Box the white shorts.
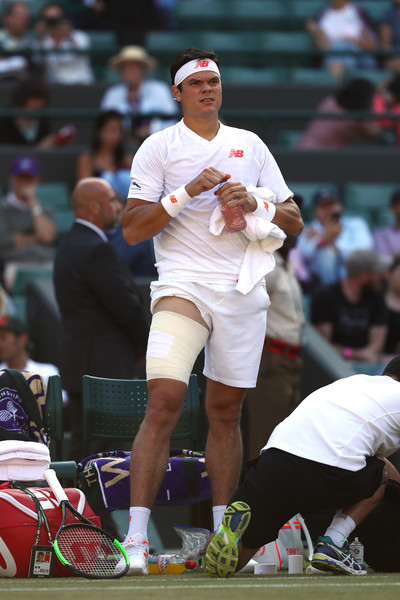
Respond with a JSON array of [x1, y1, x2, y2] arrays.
[[150, 280, 270, 388]]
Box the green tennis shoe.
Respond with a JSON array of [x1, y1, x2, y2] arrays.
[[205, 501, 251, 578]]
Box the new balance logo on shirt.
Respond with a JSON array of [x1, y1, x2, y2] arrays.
[[228, 149, 244, 158]]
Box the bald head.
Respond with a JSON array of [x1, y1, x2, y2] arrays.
[[72, 177, 121, 231]]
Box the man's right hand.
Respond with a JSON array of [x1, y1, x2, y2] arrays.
[[185, 168, 230, 198]]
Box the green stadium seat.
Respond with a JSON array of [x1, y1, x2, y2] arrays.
[[343, 182, 398, 228], [176, 0, 227, 30], [145, 31, 203, 62], [201, 31, 258, 66], [54, 208, 75, 238], [287, 181, 340, 223], [229, 0, 287, 30], [290, 0, 326, 23], [356, 1, 392, 23], [13, 266, 53, 296], [258, 31, 314, 67], [37, 182, 70, 209], [290, 67, 336, 85], [220, 66, 287, 85], [276, 130, 304, 149], [344, 69, 392, 86]]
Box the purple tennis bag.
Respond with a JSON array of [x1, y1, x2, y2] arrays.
[[78, 448, 211, 515]]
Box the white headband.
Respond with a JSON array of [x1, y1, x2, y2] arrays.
[[174, 58, 220, 87]]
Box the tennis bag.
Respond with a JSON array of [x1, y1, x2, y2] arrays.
[[246, 514, 313, 571], [0, 483, 101, 577], [78, 449, 211, 514]]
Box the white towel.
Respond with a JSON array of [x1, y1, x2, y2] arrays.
[[0, 440, 50, 481], [209, 198, 286, 294]]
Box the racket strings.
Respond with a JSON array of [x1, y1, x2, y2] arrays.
[[57, 524, 127, 577]]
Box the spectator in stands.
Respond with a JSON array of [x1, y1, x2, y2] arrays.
[[298, 78, 380, 149], [297, 188, 374, 288], [0, 155, 57, 291], [373, 188, 400, 259], [76, 110, 133, 190], [0, 1, 33, 80], [100, 46, 178, 144], [0, 314, 65, 398], [311, 249, 389, 364], [0, 75, 77, 147], [245, 195, 305, 461], [0, 1, 31, 51], [53, 177, 150, 460], [381, 254, 400, 361], [372, 74, 400, 145], [101, 0, 156, 47], [33, 2, 94, 84], [71, 0, 110, 32], [306, 0, 378, 81], [379, 0, 400, 75]]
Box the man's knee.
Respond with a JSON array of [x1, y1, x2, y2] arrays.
[[146, 310, 208, 384]]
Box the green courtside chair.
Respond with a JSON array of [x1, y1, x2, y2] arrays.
[[43, 374, 77, 478], [82, 373, 201, 456]]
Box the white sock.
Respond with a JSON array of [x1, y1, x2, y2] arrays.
[[212, 505, 227, 531], [125, 506, 151, 543], [325, 511, 356, 547]]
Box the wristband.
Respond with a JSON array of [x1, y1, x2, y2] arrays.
[[160, 185, 191, 218], [32, 205, 44, 216], [343, 347, 353, 360], [252, 195, 276, 222]]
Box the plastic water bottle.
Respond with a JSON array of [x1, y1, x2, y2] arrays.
[[148, 554, 197, 574], [349, 537, 364, 564], [220, 199, 247, 232]]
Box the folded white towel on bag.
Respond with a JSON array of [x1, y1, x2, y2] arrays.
[[0, 440, 50, 481]]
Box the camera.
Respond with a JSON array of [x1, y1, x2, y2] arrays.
[[331, 211, 342, 222]]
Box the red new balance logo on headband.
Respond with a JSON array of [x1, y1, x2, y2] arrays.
[[195, 60, 210, 68], [229, 149, 244, 157]]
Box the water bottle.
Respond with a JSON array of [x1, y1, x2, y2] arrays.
[[148, 554, 197, 574], [349, 537, 364, 564], [220, 199, 247, 233]]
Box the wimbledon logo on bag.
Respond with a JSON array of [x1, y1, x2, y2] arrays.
[[0, 387, 29, 433]]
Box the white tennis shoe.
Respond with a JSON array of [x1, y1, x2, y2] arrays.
[[122, 534, 149, 575]]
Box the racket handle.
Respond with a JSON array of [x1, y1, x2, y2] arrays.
[[43, 468, 69, 504]]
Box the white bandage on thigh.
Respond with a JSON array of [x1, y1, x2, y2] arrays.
[[146, 311, 209, 384], [160, 185, 192, 218]]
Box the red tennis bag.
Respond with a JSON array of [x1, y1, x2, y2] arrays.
[[0, 483, 101, 577]]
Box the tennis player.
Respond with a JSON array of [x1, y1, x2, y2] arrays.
[[121, 47, 303, 574], [205, 356, 400, 577]]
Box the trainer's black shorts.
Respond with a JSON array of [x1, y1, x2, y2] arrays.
[[230, 448, 385, 549]]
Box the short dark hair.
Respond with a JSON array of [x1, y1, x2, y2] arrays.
[[383, 355, 400, 379], [335, 78, 375, 111], [11, 76, 50, 107], [170, 47, 219, 87]]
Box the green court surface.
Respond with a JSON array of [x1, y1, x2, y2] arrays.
[[1, 572, 400, 600]]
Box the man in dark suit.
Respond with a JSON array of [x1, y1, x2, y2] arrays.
[[53, 177, 150, 460]]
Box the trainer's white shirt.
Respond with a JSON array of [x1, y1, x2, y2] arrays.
[[264, 374, 400, 471], [128, 120, 292, 285]]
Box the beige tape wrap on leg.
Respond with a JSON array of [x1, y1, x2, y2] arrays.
[[146, 311, 209, 384]]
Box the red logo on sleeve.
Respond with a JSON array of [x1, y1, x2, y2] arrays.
[[169, 194, 178, 204], [228, 149, 244, 158], [263, 201, 270, 211], [195, 60, 210, 68]]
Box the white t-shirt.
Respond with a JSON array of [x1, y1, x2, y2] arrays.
[[128, 119, 292, 285], [318, 4, 365, 43], [264, 374, 400, 471]]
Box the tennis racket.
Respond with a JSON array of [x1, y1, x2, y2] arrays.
[[43, 468, 129, 579]]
